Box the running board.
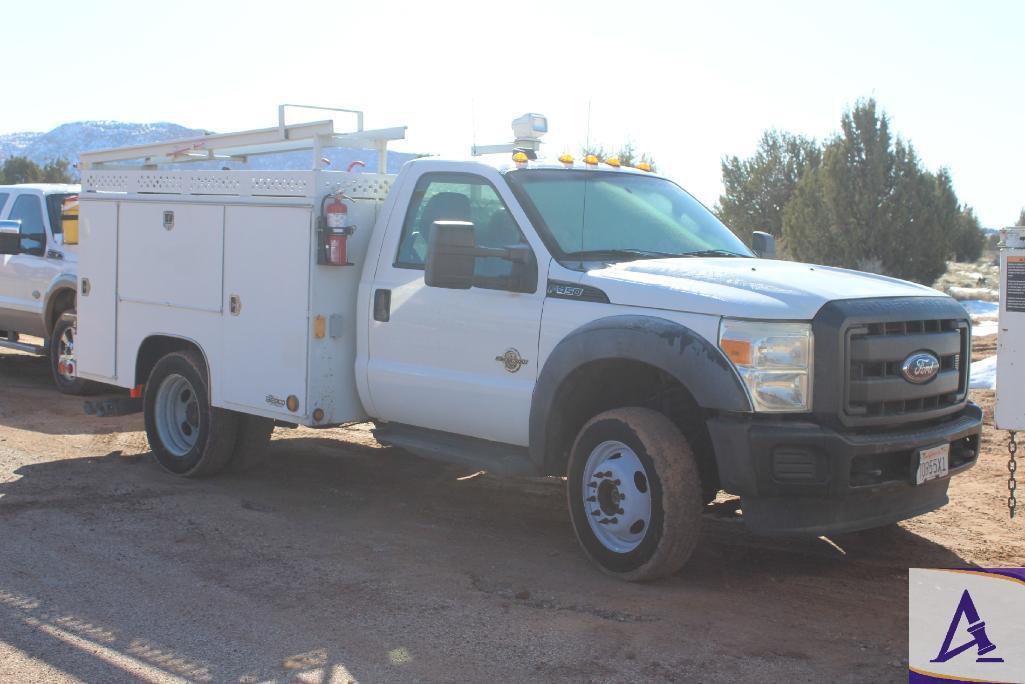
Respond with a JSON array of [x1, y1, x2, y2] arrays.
[[372, 423, 539, 477], [0, 338, 45, 355]]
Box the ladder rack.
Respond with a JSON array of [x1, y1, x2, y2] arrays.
[[79, 106, 407, 174]]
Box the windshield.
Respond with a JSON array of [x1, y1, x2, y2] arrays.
[[505, 170, 751, 264]]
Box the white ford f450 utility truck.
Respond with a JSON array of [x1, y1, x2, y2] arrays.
[[0, 183, 98, 394], [75, 108, 982, 580]]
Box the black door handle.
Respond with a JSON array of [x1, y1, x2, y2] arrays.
[[373, 289, 391, 322]]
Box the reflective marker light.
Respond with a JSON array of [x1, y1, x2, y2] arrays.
[[606, 157, 621, 167], [512, 151, 529, 163], [584, 154, 599, 165], [558, 153, 574, 164], [635, 162, 652, 172]]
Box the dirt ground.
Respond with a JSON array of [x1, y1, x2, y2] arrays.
[[0, 337, 1021, 684]]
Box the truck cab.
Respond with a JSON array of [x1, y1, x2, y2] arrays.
[[75, 111, 982, 581], [364, 156, 980, 553], [0, 183, 91, 393]]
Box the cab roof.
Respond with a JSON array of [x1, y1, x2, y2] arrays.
[[0, 183, 80, 194]]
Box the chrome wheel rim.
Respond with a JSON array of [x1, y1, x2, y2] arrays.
[[154, 374, 200, 457], [57, 325, 76, 382], [581, 440, 653, 553]]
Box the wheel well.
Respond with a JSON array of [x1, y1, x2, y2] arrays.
[[135, 336, 207, 388], [46, 288, 76, 336], [544, 359, 719, 496]]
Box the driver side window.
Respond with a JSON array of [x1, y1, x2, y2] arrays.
[[394, 172, 531, 290], [8, 194, 46, 256]]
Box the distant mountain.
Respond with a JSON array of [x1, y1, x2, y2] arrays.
[[0, 122, 209, 164], [0, 121, 419, 175]]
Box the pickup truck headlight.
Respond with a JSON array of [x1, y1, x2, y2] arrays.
[[718, 320, 813, 412]]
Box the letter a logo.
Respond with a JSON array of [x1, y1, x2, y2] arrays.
[[931, 589, 1004, 663]]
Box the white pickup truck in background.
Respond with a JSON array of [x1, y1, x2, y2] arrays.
[[0, 183, 96, 394], [74, 108, 983, 580]]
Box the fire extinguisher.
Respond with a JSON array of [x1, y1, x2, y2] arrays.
[[319, 193, 355, 266]]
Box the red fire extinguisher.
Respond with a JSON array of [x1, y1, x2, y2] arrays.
[[320, 194, 354, 266]]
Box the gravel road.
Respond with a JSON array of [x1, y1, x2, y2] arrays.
[[0, 342, 1020, 683]]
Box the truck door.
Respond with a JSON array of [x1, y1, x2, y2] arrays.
[[76, 199, 118, 380], [0, 193, 58, 337], [367, 171, 545, 446]]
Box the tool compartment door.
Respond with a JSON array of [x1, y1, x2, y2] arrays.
[[221, 205, 312, 418], [76, 200, 118, 380]]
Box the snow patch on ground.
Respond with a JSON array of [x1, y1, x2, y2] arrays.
[[973, 320, 998, 337], [961, 299, 1000, 337], [970, 355, 996, 390], [949, 286, 1000, 302], [961, 299, 1000, 319]]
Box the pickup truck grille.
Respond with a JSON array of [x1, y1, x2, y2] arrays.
[[811, 297, 972, 429], [846, 318, 968, 419]]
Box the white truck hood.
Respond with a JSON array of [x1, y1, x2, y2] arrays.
[[582, 258, 945, 320]]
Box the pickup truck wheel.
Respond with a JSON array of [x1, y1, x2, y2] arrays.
[[144, 350, 238, 477], [49, 312, 100, 396], [567, 407, 702, 581]]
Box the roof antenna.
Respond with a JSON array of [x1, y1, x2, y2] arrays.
[[471, 98, 477, 157], [585, 100, 592, 153]]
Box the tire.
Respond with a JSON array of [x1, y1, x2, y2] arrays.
[[228, 415, 275, 473], [143, 350, 239, 477], [567, 407, 703, 581], [49, 312, 100, 395]]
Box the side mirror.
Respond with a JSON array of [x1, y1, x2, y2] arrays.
[[425, 221, 477, 289], [0, 220, 21, 255], [425, 220, 538, 293], [752, 231, 776, 259]]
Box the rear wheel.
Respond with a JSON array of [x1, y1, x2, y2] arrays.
[[49, 312, 100, 395], [144, 350, 238, 477], [567, 407, 703, 581]]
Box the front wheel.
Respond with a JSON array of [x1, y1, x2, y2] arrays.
[[567, 407, 703, 581], [49, 312, 99, 395], [144, 350, 239, 477]]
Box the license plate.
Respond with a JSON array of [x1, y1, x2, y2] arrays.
[[916, 444, 949, 485]]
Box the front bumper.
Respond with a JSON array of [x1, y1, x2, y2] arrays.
[[706, 403, 982, 535]]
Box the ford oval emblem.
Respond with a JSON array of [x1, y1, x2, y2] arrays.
[[901, 351, 940, 384]]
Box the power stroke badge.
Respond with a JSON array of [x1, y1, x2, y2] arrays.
[[909, 568, 1025, 683]]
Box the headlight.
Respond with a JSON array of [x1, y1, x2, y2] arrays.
[[718, 320, 813, 412]]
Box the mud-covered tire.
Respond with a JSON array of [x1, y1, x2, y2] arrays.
[[228, 415, 275, 473], [567, 407, 703, 581], [49, 312, 100, 396], [143, 350, 238, 477]]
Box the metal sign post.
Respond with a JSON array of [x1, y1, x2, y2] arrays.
[[996, 228, 1025, 516]]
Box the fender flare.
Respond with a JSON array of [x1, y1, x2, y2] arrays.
[[528, 315, 752, 473], [43, 274, 78, 337]]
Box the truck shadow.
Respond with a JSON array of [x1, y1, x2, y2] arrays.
[[0, 349, 132, 436], [0, 437, 976, 681]]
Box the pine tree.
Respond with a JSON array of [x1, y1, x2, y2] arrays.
[[717, 130, 821, 244], [782, 99, 960, 284], [951, 206, 984, 262], [41, 158, 74, 183], [1, 157, 44, 184]]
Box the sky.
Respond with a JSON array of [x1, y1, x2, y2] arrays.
[[3, 0, 1021, 226]]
